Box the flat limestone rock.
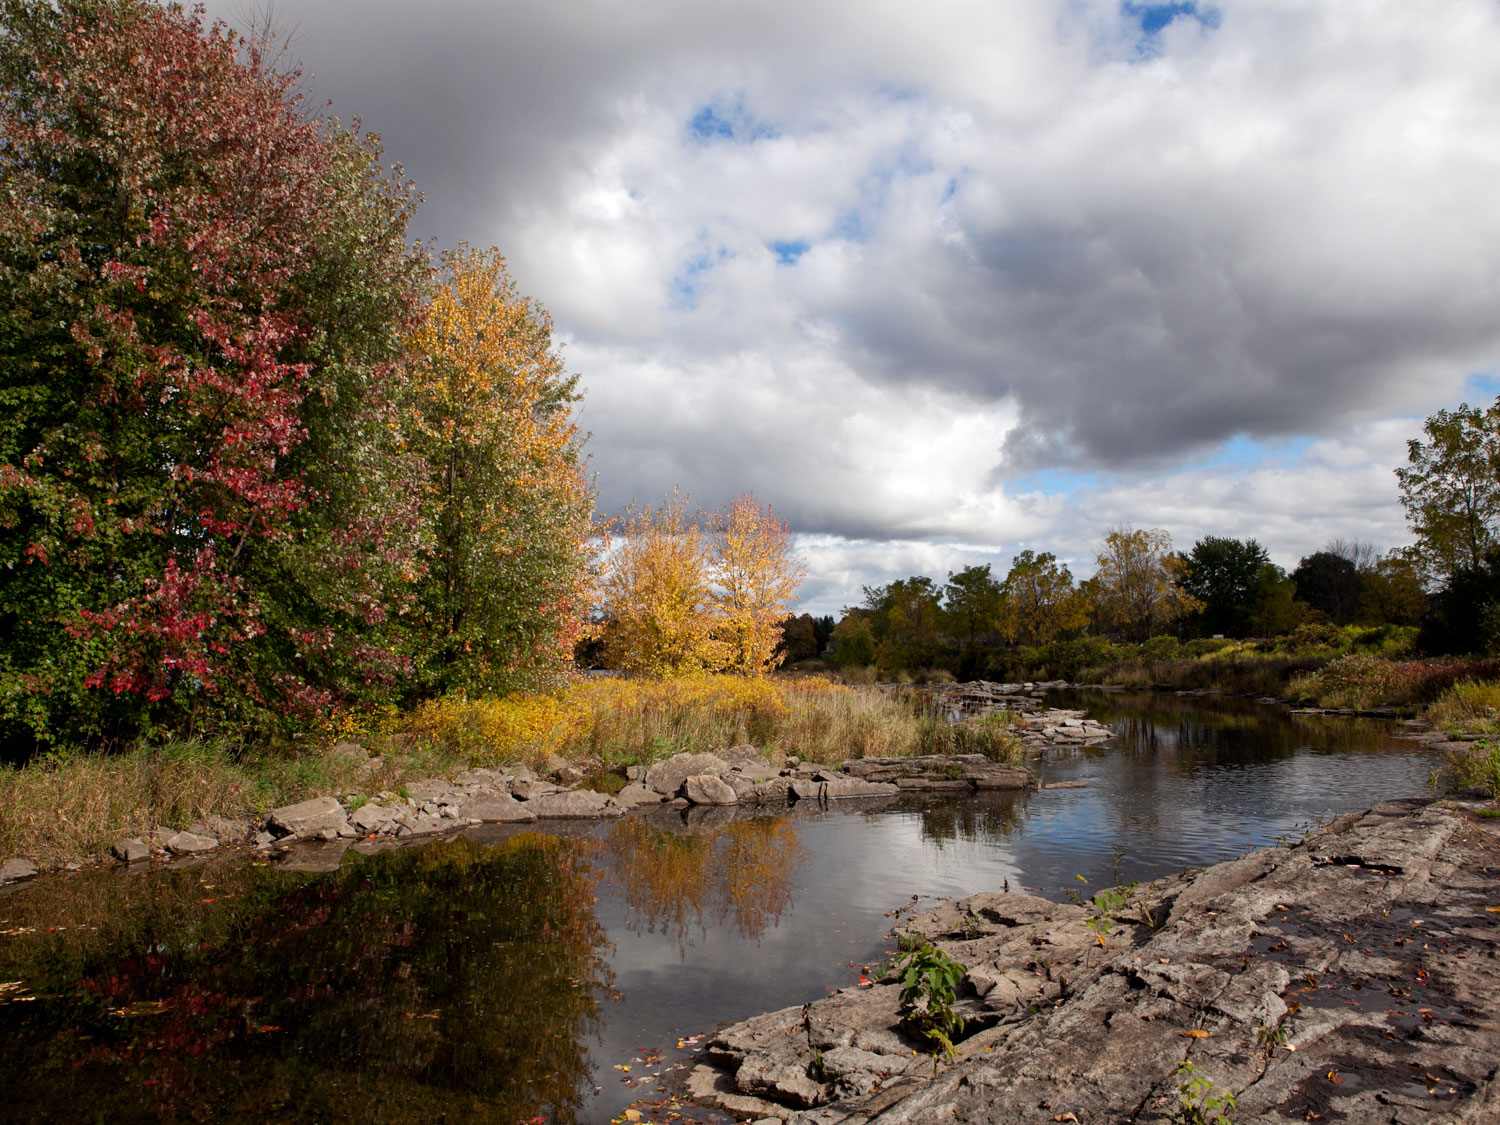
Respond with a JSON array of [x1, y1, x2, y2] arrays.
[[763, 799, 1500, 1125], [791, 777, 900, 800], [526, 789, 623, 819], [1, 857, 39, 883], [643, 752, 732, 796], [614, 782, 664, 809], [165, 830, 219, 855], [268, 796, 348, 839], [455, 793, 537, 823]]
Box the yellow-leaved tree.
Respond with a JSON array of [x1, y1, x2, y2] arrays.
[[600, 490, 806, 677], [600, 490, 720, 677], [404, 247, 595, 694], [710, 494, 807, 675], [1090, 526, 1202, 641]]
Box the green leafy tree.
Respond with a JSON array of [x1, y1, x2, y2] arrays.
[[865, 577, 943, 673], [1355, 551, 1427, 627], [1179, 536, 1271, 637], [1091, 528, 1202, 641], [1292, 551, 1360, 625], [830, 611, 876, 668], [0, 0, 426, 745], [1246, 563, 1305, 636], [403, 248, 594, 696], [1000, 550, 1087, 645], [943, 565, 1003, 649], [1396, 399, 1500, 583]]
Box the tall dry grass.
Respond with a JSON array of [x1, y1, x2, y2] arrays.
[[2, 674, 1024, 868]]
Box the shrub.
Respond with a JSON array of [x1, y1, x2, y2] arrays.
[[1427, 680, 1500, 738]]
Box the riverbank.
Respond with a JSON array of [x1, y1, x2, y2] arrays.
[[686, 796, 1500, 1123]]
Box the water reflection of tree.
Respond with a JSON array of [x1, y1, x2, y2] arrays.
[[0, 834, 611, 1123], [917, 792, 1026, 846], [602, 815, 806, 949]]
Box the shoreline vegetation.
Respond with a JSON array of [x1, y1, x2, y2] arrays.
[[0, 675, 1023, 870], [4, 653, 1499, 876]]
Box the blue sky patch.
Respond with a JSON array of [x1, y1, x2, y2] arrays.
[[1123, 1, 1220, 35], [1462, 371, 1500, 402], [1009, 468, 1103, 496], [687, 96, 780, 146], [769, 239, 809, 266]]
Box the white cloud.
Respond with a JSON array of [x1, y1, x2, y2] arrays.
[[207, 0, 1499, 611]]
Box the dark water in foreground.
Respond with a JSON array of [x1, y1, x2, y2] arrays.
[[0, 693, 1444, 1123]]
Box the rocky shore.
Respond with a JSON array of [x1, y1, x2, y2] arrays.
[[684, 797, 1500, 1123], [0, 735, 1043, 883]]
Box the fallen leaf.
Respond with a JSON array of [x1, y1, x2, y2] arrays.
[[1182, 1029, 1211, 1039], [1054, 1114, 1079, 1122]]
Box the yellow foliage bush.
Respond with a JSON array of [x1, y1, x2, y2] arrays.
[[396, 674, 942, 767]]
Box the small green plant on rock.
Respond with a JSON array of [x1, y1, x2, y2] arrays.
[[894, 942, 966, 1064], [1173, 1060, 1237, 1125]]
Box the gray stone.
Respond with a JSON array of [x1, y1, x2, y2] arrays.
[[111, 837, 150, 863], [526, 789, 623, 818], [791, 777, 900, 801], [1, 857, 39, 883], [267, 796, 348, 839], [740, 776, 794, 804], [455, 793, 537, 823], [164, 830, 218, 855], [394, 812, 445, 837], [613, 782, 664, 809], [349, 802, 399, 833], [683, 773, 739, 805], [328, 740, 367, 761], [253, 830, 276, 849], [643, 751, 731, 796], [509, 777, 566, 801], [404, 778, 455, 802]]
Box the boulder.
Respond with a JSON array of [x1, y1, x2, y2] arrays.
[[111, 837, 150, 863], [164, 830, 218, 855], [684, 774, 739, 806], [739, 776, 794, 804], [0, 857, 39, 883], [526, 789, 623, 818], [455, 793, 537, 823], [268, 796, 349, 840], [643, 752, 731, 796]]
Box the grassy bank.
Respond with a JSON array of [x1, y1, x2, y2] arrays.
[[0, 675, 1021, 869]]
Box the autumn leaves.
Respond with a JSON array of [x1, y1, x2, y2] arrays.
[[600, 491, 806, 677]]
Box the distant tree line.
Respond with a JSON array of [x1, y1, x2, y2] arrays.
[[809, 397, 1500, 678]]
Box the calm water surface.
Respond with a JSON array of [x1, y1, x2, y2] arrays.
[[0, 692, 1443, 1123]]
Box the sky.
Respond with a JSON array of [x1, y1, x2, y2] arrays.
[[207, 0, 1500, 615]]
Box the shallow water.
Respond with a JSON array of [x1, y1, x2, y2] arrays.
[[0, 692, 1443, 1123]]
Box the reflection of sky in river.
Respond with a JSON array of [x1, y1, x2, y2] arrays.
[[578, 696, 1443, 1122]]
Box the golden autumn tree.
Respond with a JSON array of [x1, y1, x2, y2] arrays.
[[1000, 550, 1088, 645], [709, 494, 807, 675], [404, 248, 594, 694], [1090, 526, 1203, 641], [600, 490, 721, 677]]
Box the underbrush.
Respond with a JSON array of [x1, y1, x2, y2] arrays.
[[1439, 739, 1500, 798], [1288, 656, 1500, 711], [1426, 679, 1500, 738], [399, 674, 1022, 768], [0, 738, 465, 870]]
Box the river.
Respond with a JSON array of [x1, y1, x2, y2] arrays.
[[0, 691, 1445, 1123]]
